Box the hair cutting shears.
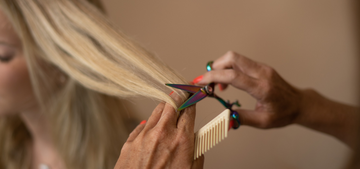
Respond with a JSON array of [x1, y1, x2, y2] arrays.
[[166, 61, 241, 129]]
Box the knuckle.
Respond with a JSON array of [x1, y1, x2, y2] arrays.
[[152, 102, 165, 114], [127, 133, 135, 141], [226, 50, 236, 55], [225, 51, 238, 61], [261, 65, 276, 78], [128, 129, 135, 136]]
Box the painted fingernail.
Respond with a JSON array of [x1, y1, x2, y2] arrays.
[[169, 91, 174, 95], [140, 120, 146, 125], [229, 119, 234, 131], [192, 75, 203, 84], [219, 84, 224, 91]]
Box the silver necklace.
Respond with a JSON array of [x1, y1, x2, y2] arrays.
[[39, 164, 50, 169]]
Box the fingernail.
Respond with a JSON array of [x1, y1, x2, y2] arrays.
[[229, 119, 234, 131], [140, 120, 146, 125], [192, 75, 203, 84], [219, 84, 223, 91], [169, 91, 174, 95]]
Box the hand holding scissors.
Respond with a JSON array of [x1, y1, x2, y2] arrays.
[[166, 61, 242, 129]]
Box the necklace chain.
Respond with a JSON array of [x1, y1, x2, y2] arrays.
[[39, 164, 50, 169]]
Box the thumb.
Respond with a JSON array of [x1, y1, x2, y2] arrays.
[[234, 109, 271, 129]]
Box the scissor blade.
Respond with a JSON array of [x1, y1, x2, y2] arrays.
[[165, 84, 202, 93], [178, 90, 207, 111]]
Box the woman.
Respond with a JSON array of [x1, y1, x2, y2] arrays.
[[0, 0, 200, 168], [0, 0, 358, 169]]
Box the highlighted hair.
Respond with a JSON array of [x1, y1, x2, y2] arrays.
[[0, 0, 187, 168]]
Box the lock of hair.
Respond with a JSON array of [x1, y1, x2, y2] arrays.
[[194, 109, 230, 160]]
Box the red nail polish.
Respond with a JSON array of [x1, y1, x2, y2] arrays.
[[229, 120, 234, 131], [169, 91, 174, 95], [140, 120, 146, 125], [219, 84, 223, 91], [192, 75, 203, 84]]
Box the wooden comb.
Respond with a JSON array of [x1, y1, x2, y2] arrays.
[[194, 109, 230, 159]]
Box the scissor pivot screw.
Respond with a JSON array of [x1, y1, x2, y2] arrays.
[[204, 85, 214, 95]]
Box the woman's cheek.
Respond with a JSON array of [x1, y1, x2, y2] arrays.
[[0, 56, 36, 114]]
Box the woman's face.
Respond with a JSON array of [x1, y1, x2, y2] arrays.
[[0, 9, 37, 115]]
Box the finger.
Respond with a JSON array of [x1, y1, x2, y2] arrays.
[[156, 103, 178, 128], [197, 69, 260, 97], [176, 105, 196, 133], [191, 155, 205, 169], [234, 109, 272, 129], [143, 102, 165, 131], [212, 51, 261, 78], [126, 123, 146, 142], [156, 93, 184, 128]]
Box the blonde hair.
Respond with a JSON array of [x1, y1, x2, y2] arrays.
[[0, 0, 188, 168]]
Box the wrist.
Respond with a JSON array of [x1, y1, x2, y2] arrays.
[[294, 88, 360, 147], [294, 88, 326, 126]]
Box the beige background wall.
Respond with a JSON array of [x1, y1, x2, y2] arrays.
[[102, 0, 358, 169]]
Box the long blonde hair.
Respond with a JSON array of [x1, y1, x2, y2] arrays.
[[0, 0, 187, 168]]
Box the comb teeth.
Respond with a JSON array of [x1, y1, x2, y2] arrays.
[[194, 109, 230, 159]]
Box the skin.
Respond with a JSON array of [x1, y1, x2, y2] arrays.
[[115, 94, 204, 169], [195, 51, 360, 148], [0, 9, 203, 169], [0, 9, 65, 169], [0, 11, 35, 115], [1, 3, 356, 168]]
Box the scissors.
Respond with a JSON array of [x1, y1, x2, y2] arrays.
[[166, 61, 241, 129]]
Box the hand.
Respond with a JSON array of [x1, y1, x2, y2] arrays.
[[115, 94, 204, 169], [194, 51, 303, 129]]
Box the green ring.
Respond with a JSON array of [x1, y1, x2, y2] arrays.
[[206, 61, 214, 72]]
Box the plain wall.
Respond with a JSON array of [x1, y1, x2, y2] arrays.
[[102, 0, 358, 169]]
